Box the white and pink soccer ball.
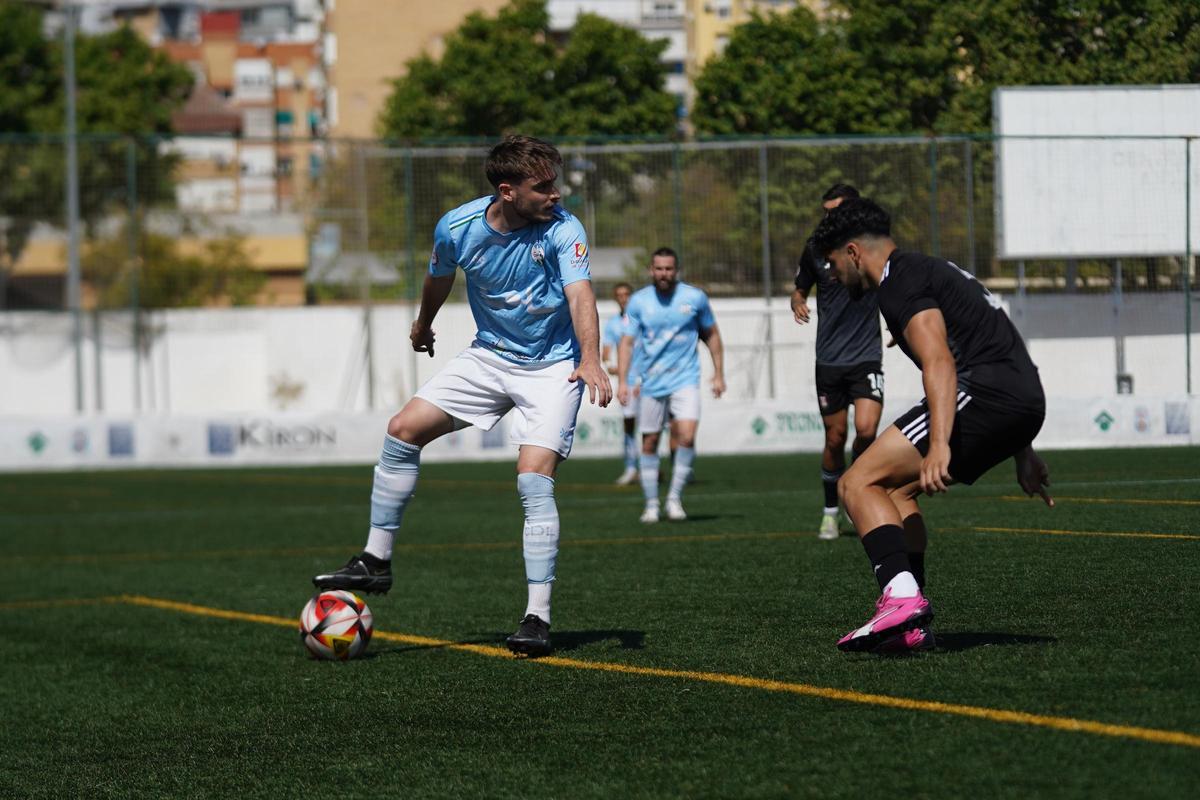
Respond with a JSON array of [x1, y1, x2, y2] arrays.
[[299, 590, 373, 660]]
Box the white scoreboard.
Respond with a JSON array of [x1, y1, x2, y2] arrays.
[[994, 85, 1200, 259]]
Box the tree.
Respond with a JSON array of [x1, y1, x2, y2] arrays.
[[377, 0, 676, 139], [693, 0, 1200, 137], [691, 7, 888, 136], [939, 0, 1200, 132], [0, 3, 192, 304], [83, 224, 264, 309]]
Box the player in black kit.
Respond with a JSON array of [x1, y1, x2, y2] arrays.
[[792, 184, 884, 540], [809, 197, 1053, 654]]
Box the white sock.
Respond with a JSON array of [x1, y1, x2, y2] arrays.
[[365, 528, 394, 561], [667, 446, 695, 501], [639, 453, 659, 505], [525, 582, 552, 625], [823, 506, 838, 517], [885, 572, 921, 598], [364, 435, 420, 561]]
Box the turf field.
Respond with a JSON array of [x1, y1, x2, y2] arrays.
[[2, 447, 1198, 798]]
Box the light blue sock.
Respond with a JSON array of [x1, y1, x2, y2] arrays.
[[639, 453, 660, 504], [365, 435, 420, 560], [518, 473, 559, 585], [668, 446, 695, 501], [623, 432, 638, 470]]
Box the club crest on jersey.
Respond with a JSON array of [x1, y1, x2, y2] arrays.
[[531, 243, 545, 265], [680, 303, 693, 313]]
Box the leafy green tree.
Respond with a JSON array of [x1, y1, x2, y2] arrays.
[[84, 224, 264, 309], [378, 0, 676, 139], [691, 7, 885, 136], [940, 0, 1200, 132], [0, 3, 191, 304], [0, 1, 57, 132], [695, 0, 1200, 137]]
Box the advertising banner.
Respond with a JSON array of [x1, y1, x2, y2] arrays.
[[0, 396, 1194, 472]]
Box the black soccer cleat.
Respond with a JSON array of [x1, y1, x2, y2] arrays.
[[506, 614, 552, 658], [312, 553, 393, 595]]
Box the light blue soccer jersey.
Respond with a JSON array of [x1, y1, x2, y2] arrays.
[[430, 196, 590, 364], [601, 312, 627, 350], [603, 311, 641, 384], [624, 282, 715, 397]]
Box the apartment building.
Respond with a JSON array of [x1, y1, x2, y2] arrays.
[[324, 0, 509, 139]]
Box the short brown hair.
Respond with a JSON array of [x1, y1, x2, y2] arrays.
[[485, 135, 562, 189]]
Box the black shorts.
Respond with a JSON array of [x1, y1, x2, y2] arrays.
[[815, 360, 884, 416], [893, 390, 1045, 485]]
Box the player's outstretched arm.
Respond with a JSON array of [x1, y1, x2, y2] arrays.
[[701, 323, 726, 398], [565, 280, 613, 407], [1014, 446, 1054, 507], [410, 273, 456, 356]]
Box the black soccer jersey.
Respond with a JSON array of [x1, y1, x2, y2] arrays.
[[796, 241, 882, 366], [878, 250, 1042, 408]]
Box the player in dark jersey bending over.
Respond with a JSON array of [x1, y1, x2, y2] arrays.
[[810, 197, 1053, 654]]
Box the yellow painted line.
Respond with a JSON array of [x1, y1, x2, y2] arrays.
[[0, 596, 123, 610], [1000, 495, 1200, 508], [119, 593, 1200, 750], [960, 526, 1200, 542]]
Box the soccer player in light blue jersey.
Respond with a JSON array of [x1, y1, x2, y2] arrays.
[[601, 282, 640, 485], [313, 136, 612, 658], [617, 247, 724, 523]]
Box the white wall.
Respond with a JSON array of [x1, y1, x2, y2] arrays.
[[4, 298, 1196, 417], [2, 297, 1197, 471]]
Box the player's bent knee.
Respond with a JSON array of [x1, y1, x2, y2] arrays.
[[838, 464, 876, 510]]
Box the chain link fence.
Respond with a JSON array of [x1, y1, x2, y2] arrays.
[[1, 133, 1196, 412]]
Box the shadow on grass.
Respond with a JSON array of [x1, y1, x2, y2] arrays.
[[549, 629, 646, 652], [366, 628, 646, 659], [673, 513, 723, 522], [933, 632, 1057, 652]]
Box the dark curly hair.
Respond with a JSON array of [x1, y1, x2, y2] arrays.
[[810, 197, 892, 259]]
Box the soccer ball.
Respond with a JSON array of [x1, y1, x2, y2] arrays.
[[299, 590, 373, 660]]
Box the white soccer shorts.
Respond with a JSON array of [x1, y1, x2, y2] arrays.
[[638, 383, 701, 434], [415, 345, 584, 457], [619, 392, 638, 421]]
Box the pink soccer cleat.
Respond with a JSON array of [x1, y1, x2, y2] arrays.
[[837, 588, 933, 653], [876, 626, 937, 655]]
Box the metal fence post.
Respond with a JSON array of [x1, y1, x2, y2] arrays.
[[127, 137, 141, 413], [672, 142, 683, 260], [1186, 136, 1193, 395], [405, 147, 418, 398], [929, 137, 940, 256], [964, 139, 975, 273], [64, 7, 84, 413], [758, 141, 775, 399]]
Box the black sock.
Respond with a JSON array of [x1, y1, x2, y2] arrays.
[[820, 468, 843, 509], [908, 552, 926, 590], [360, 552, 390, 568], [861, 524, 911, 592]]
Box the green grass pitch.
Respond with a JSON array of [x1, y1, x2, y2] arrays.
[[2, 447, 1198, 798]]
